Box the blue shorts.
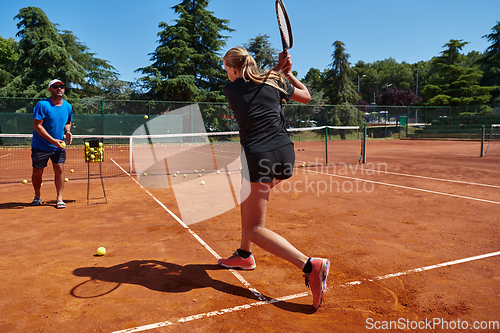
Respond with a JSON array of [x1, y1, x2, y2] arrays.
[[31, 148, 66, 169], [242, 143, 295, 183]]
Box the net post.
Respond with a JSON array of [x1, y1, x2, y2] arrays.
[[129, 136, 133, 173], [325, 126, 329, 165], [480, 125, 485, 157], [363, 127, 367, 163]]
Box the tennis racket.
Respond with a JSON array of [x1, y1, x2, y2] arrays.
[[275, 0, 293, 54]]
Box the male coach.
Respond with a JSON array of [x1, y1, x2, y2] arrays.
[[31, 79, 73, 209]]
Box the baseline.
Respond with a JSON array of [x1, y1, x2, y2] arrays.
[[306, 169, 500, 206], [356, 168, 500, 189]]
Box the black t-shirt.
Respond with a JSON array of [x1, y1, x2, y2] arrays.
[[223, 78, 295, 154]]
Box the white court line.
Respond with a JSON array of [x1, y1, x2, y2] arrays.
[[358, 168, 500, 189], [110, 159, 266, 301], [112, 251, 500, 333], [0, 153, 12, 158], [307, 169, 500, 206]]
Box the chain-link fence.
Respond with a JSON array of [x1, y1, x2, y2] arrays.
[[1, 97, 499, 140]]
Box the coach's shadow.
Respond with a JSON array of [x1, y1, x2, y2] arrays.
[[71, 260, 315, 314], [0, 199, 76, 209], [0, 202, 33, 209]]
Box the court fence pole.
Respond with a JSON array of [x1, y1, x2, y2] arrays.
[[480, 125, 485, 157]]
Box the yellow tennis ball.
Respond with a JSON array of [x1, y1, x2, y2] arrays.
[[144, 115, 148, 119], [70, 169, 74, 173], [64, 178, 69, 182], [60, 142, 66, 148], [22, 179, 27, 184], [201, 181, 205, 185], [96, 247, 106, 256]]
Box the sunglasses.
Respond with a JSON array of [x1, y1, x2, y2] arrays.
[[51, 85, 65, 89]]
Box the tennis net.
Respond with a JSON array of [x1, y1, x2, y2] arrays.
[[0, 126, 364, 184], [485, 124, 500, 156]]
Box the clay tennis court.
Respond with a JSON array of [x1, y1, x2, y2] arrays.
[[1, 139, 499, 332]]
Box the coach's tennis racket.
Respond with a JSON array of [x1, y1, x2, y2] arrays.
[[275, 0, 293, 54]]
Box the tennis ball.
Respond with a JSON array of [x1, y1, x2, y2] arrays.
[[144, 115, 148, 119], [227, 172, 231, 175], [70, 169, 74, 173], [194, 169, 198, 173], [302, 162, 306, 167], [64, 178, 69, 182], [60, 142, 66, 148], [217, 170, 220, 174], [143, 173, 147, 176], [22, 179, 27, 184], [201, 169, 205, 172], [96, 247, 106, 256], [201, 181, 205, 185], [198, 173, 202, 177], [183, 174, 187, 178]]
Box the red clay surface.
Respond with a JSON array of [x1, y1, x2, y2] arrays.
[[1, 139, 499, 332]]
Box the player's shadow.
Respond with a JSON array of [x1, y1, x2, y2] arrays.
[[71, 260, 315, 314]]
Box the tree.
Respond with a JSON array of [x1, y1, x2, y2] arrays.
[[137, 0, 233, 102], [0, 7, 115, 99], [379, 85, 422, 106], [0, 36, 19, 89], [0, 7, 86, 98], [422, 39, 493, 106], [477, 21, 500, 103], [243, 34, 278, 71], [59, 30, 118, 97], [321, 41, 360, 129], [323, 41, 360, 106]]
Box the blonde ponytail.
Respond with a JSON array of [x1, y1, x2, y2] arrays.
[[222, 47, 288, 94]]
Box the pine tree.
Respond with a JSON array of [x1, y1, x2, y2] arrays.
[[59, 30, 118, 97], [323, 41, 360, 106], [3, 7, 86, 98], [244, 34, 278, 71], [137, 0, 233, 102], [477, 21, 500, 103], [322, 41, 360, 128], [423, 39, 493, 106]]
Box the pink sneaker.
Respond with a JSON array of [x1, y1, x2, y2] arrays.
[[218, 251, 256, 270], [305, 258, 330, 309]]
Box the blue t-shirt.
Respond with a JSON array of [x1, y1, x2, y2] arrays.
[[32, 98, 73, 151]]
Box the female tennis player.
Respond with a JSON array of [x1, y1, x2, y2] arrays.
[[219, 47, 330, 309]]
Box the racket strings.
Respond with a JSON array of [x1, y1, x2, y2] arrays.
[[276, 2, 292, 49]]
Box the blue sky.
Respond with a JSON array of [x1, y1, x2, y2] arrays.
[[1, 0, 498, 82]]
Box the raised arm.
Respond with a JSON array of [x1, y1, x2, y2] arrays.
[[274, 52, 311, 104]]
